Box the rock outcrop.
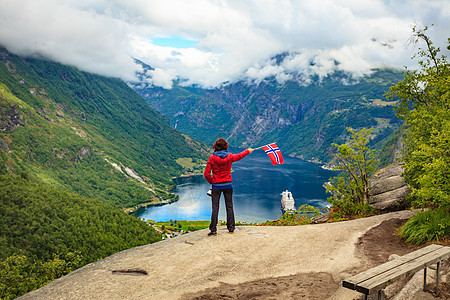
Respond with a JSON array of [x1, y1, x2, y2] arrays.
[[369, 163, 411, 211], [0, 103, 24, 132], [311, 211, 330, 223]]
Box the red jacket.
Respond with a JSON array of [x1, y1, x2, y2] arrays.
[[204, 149, 250, 184]]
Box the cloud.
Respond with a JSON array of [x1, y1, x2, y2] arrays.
[[0, 0, 449, 88], [0, 0, 141, 81], [143, 68, 176, 89]]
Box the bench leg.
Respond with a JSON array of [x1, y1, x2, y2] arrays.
[[423, 267, 427, 291], [378, 290, 382, 300], [364, 294, 368, 300], [435, 261, 440, 294]]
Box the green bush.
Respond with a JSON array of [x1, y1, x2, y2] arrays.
[[329, 200, 375, 221], [400, 209, 450, 245], [258, 205, 320, 226]]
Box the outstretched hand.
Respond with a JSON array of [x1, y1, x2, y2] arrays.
[[248, 148, 254, 154]]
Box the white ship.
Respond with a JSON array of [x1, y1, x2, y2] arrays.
[[281, 190, 296, 214]]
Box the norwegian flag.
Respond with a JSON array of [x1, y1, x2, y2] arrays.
[[261, 143, 285, 165]]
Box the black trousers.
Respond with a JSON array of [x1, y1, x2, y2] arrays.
[[209, 188, 235, 232]]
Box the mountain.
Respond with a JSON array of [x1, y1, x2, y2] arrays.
[[0, 48, 210, 298], [133, 67, 403, 164], [0, 48, 208, 209]]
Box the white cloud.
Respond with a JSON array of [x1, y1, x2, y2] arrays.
[[0, 0, 448, 88], [143, 68, 176, 89], [0, 0, 141, 81]]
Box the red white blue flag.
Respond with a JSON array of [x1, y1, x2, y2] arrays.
[[261, 143, 284, 165]]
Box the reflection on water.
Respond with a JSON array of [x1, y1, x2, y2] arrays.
[[134, 149, 336, 223]]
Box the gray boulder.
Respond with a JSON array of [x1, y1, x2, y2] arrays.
[[311, 211, 330, 223], [369, 163, 411, 211]]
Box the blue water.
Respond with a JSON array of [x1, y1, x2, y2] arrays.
[[134, 149, 336, 223]]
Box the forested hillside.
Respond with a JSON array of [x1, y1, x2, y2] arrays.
[[0, 175, 162, 299], [0, 48, 208, 208], [135, 68, 403, 163]]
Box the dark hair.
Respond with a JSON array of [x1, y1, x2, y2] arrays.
[[213, 138, 228, 151]]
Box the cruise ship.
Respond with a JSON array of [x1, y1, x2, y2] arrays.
[[281, 190, 296, 214]]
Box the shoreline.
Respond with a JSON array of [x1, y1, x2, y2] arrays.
[[171, 173, 203, 180], [125, 173, 204, 214], [123, 198, 179, 214], [320, 164, 335, 171], [127, 159, 333, 219]]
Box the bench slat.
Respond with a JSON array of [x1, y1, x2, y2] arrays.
[[356, 246, 450, 294], [343, 244, 442, 290]]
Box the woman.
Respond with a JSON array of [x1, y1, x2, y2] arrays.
[[204, 138, 253, 235]]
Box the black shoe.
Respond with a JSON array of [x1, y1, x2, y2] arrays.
[[228, 230, 234, 233], [207, 231, 217, 236]]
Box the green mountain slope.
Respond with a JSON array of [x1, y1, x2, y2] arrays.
[[0, 48, 208, 208], [135, 69, 403, 163], [0, 174, 162, 299]]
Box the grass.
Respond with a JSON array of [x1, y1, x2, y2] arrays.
[[371, 99, 398, 106], [153, 220, 210, 232], [400, 208, 450, 245], [175, 158, 197, 170], [374, 117, 391, 127], [175, 157, 205, 175]]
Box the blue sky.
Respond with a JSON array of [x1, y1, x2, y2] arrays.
[[151, 36, 198, 49]]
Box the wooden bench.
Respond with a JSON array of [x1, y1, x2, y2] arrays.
[[343, 244, 450, 300]]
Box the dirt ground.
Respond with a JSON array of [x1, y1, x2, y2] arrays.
[[185, 218, 449, 300]]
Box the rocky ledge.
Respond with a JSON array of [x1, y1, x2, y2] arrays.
[[369, 162, 411, 211]]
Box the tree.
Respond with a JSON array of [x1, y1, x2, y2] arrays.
[[386, 26, 450, 210], [327, 127, 378, 217], [0, 255, 36, 300]]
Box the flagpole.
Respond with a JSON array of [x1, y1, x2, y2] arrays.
[[252, 142, 277, 151]]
